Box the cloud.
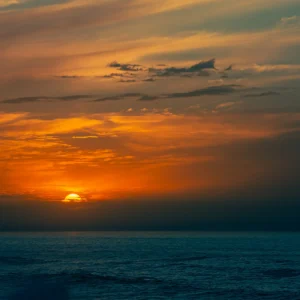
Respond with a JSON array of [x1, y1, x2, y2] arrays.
[[108, 61, 143, 72], [0, 116, 103, 139], [143, 78, 155, 82], [165, 84, 239, 99], [0, 0, 19, 7], [91, 84, 239, 103], [225, 64, 233, 71], [188, 59, 216, 71], [243, 91, 281, 98], [1, 2, 300, 85], [103, 73, 125, 78], [138, 95, 159, 101], [280, 15, 300, 27], [49, 57, 229, 84], [0, 112, 27, 124], [149, 59, 216, 77], [59, 95, 94, 101], [72, 135, 98, 139], [0, 0, 206, 44], [56, 75, 83, 79], [197, 70, 210, 76], [2, 95, 94, 104], [103, 59, 217, 82], [2, 96, 47, 104], [215, 101, 240, 110], [119, 79, 136, 83], [91, 83, 241, 103], [94, 93, 143, 102], [2, 110, 300, 205]]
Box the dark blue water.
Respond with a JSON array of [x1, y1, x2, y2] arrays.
[[1, 232, 300, 299]]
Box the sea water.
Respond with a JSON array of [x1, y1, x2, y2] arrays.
[[1, 232, 300, 299]]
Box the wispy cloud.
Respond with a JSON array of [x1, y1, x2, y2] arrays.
[[149, 59, 216, 77], [244, 91, 281, 98], [90, 84, 241, 103], [165, 85, 239, 99], [108, 61, 144, 72], [139, 95, 159, 101], [0, 0, 19, 8], [2, 95, 94, 104], [94, 93, 143, 102]]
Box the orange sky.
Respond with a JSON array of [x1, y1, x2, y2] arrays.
[[0, 0, 300, 202], [0, 110, 299, 200]]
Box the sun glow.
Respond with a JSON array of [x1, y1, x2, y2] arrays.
[[63, 193, 82, 203]]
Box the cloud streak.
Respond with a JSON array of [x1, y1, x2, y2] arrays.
[[108, 61, 144, 72], [149, 59, 216, 77], [90, 84, 241, 103], [243, 91, 281, 98], [165, 84, 239, 99], [2, 95, 94, 104]]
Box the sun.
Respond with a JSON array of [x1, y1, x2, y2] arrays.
[[62, 193, 82, 203]]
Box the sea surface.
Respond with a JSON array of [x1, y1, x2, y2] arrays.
[[1, 232, 300, 299]]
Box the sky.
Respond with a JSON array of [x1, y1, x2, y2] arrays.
[[1, 0, 300, 230]]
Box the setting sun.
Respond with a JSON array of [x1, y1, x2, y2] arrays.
[[63, 193, 82, 203], [0, 0, 300, 298]]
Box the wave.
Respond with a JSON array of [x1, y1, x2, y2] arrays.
[[263, 268, 300, 278], [169, 255, 209, 262], [33, 271, 164, 285], [0, 256, 50, 265], [161, 255, 211, 268], [274, 259, 291, 264], [198, 287, 300, 299]]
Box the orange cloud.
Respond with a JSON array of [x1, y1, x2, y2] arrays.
[[0, 111, 298, 200]]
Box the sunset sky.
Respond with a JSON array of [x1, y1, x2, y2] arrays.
[[1, 0, 300, 229]]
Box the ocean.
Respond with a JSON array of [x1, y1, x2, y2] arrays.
[[1, 232, 300, 299]]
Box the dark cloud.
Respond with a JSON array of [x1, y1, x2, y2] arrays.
[[103, 73, 125, 78], [2, 95, 94, 104], [108, 61, 143, 72], [56, 73, 134, 79], [119, 66, 142, 72], [119, 79, 136, 83], [244, 91, 281, 98], [138, 95, 158, 101], [57, 75, 83, 79], [197, 70, 210, 77], [93, 84, 240, 103], [59, 95, 94, 101], [94, 92, 156, 102], [3, 83, 241, 105], [93, 96, 122, 102], [52, 59, 223, 83], [2, 97, 48, 104], [94, 93, 143, 102], [180, 70, 210, 77], [225, 64, 233, 71], [180, 74, 193, 78], [165, 84, 239, 99], [188, 59, 216, 71], [143, 78, 155, 82], [149, 59, 216, 77]]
